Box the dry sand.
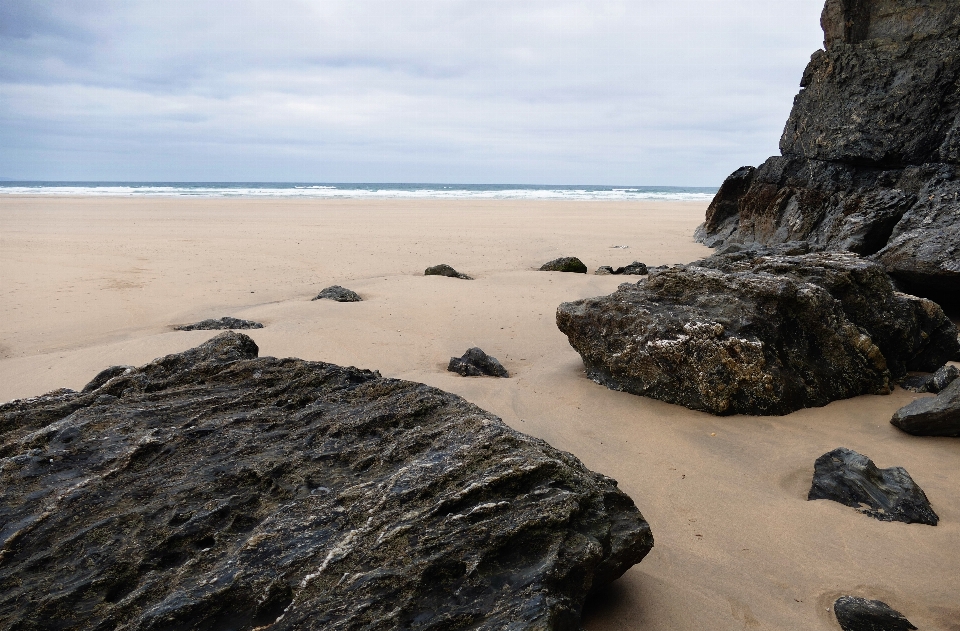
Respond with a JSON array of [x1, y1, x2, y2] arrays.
[[1, 196, 957, 630]]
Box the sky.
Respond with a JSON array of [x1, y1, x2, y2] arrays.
[[0, 1, 826, 185]]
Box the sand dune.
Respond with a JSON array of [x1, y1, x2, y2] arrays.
[[1, 196, 957, 630]]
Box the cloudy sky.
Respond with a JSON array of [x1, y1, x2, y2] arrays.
[[0, 1, 825, 185]]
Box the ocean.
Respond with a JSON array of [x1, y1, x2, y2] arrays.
[[0, 182, 716, 202]]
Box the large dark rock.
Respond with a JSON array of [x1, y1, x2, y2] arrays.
[[540, 257, 588, 274], [175, 317, 264, 331], [695, 0, 960, 308], [424, 264, 473, 280], [556, 251, 959, 415], [808, 447, 938, 525], [891, 377, 960, 437], [448, 347, 510, 378], [834, 596, 917, 631], [312, 285, 361, 302], [0, 333, 652, 630]]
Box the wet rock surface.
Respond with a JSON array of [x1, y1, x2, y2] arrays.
[[808, 447, 938, 525], [447, 347, 510, 378], [899, 364, 960, 394], [891, 377, 960, 437], [175, 317, 264, 331], [312, 285, 362, 302], [424, 263, 473, 280], [557, 251, 959, 415], [0, 332, 652, 630], [834, 596, 917, 631], [695, 0, 960, 308], [540, 257, 588, 274]]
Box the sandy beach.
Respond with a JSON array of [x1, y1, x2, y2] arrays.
[[1, 195, 957, 630]]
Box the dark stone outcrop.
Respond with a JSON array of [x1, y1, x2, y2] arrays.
[[891, 377, 960, 436], [556, 250, 959, 415], [447, 347, 510, 378], [540, 258, 588, 274], [899, 363, 959, 393], [312, 285, 362, 302], [0, 332, 652, 630], [424, 264, 473, 280], [834, 596, 917, 631], [174, 317, 264, 331], [80, 365, 134, 392], [808, 447, 938, 525], [594, 262, 648, 276], [695, 0, 960, 308]]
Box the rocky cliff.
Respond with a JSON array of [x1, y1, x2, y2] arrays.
[[696, 0, 960, 308]]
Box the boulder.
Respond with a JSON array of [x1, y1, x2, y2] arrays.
[[0, 333, 652, 630], [891, 378, 960, 437], [174, 316, 264, 331], [425, 263, 473, 280], [595, 262, 648, 276], [448, 347, 510, 378], [695, 0, 960, 308], [312, 285, 362, 302], [834, 596, 917, 631], [556, 251, 959, 415], [540, 257, 588, 274], [808, 447, 938, 526], [897, 364, 959, 394]]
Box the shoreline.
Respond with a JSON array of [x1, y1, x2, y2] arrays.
[[2, 195, 957, 629]]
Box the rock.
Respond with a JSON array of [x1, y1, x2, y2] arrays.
[[80, 365, 133, 393], [448, 347, 510, 378], [0, 332, 652, 630], [930, 363, 960, 393], [424, 263, 473, 280], [540, 257, 588, 274], [808, 447, 938, 525], [834, 596, 917, 631], [695, 0, 960, 308], [618, 262, 648, 275], [898, 373, 934, 393], [596, 262, 648, 276], [891, 377, 960, 437], [556, 251, 959, 415], [312, 285, 362, 302], [174, 316, 264, 331]]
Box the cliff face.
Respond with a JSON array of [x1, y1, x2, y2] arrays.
[[696, 0, 960, 307]]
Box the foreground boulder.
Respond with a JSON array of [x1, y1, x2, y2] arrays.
[[425, 263, 473, 280], [808, 448, 938, 526], [448, 347, 510, 378], [891, 378, 960, 437], [540, 257, 588, 273], [174, 316, 264, 330], [834, 596, 916, 631], [0, 333, 652, 630], [695, 0, 960, 308], [557, 251, 958, 415], [312, 285, 362, 302]]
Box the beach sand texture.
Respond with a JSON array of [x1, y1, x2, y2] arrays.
[[1, 196, 957, 630]]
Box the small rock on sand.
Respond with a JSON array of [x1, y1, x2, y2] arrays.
[[174, 317, 263, 331], [313, 285, 362, 302], [424, 264, 472, 279], [448, 347, 510, 378], [808, 447, 938, 525], [891, 377, 960, 437], [540, 257, 588, 273], [834, 596, 916, 631]]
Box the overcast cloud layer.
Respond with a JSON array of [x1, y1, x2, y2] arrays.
[[0, 1, 826, 185]]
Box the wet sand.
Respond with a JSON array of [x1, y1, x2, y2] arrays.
[[1, 196, 957, 630]]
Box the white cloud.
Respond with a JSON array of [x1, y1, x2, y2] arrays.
[[0, 0, 826, 184]]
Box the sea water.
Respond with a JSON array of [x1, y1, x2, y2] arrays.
[[0, 182, 716, 202]]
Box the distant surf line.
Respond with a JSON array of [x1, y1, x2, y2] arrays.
[[0, 182, 717, 202]]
